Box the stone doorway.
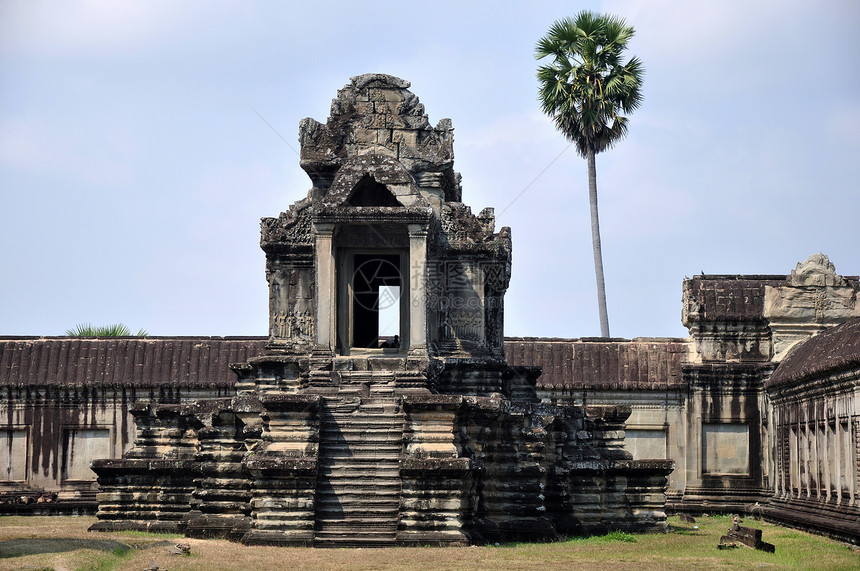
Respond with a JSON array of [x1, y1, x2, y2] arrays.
[[338, 250, 408, 354]]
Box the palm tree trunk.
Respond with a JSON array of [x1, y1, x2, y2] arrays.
[[587, 145, 610, 337]]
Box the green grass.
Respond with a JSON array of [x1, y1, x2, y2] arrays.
[[116, 529, 184, 539], [587, 530, 638, 543], [0, 515, 857, 570]]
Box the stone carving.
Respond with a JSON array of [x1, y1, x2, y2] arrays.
[[764, 253, 860, 360], [261, 200, 314, 247], [272, 311, 314, 340], [298, 74, 454, 193]]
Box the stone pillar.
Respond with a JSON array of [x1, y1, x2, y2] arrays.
[[314, 223, 335, 352], [399, 395, 470, 546], [408, 224, 428, 355], [241, 394, 320, 546], [834, 406, 843, 503]]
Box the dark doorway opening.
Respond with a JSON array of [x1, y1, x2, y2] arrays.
[[352, 253, 402, 348], [346, 175, 402, 207]]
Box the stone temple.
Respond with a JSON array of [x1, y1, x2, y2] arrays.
[[2, 74, 859, 545], [88, 74, 671, 546]]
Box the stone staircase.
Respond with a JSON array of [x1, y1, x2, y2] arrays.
[[313, 395, 405, 547]]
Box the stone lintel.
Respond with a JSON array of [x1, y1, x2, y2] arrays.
[[258, 393, 321, 411], [400, 457, 472, 475], [231, 395, 264, 413], [243, 457, 317, 473], [401, 394, 463, 411], [91, 458, 197, 473], [567, 459, 674, 474], [312, 207, 432, 226], [584, 405, 632, 423]]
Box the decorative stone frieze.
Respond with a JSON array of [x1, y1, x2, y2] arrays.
[[764, 253, 860, 361]]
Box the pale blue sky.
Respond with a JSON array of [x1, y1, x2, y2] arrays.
[[1, 0, 858, 339]]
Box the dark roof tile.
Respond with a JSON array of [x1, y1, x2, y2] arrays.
[[505, 338, 688, 390], [1, 336, 691, 391], [767, 318, 860, 388], [0, 337, 268, 388]]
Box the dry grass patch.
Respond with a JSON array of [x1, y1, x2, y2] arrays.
[[0, 515, 857, 571]]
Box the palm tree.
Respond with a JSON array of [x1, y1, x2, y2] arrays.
[[536, 11, 644, 337], [65, 323, 148, 337]]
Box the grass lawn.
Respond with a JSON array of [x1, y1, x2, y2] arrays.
[[0, 514, 857, 570]]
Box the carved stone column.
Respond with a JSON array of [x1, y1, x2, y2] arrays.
[[408, 223, 428, 355], [314, 223, 336, 353]]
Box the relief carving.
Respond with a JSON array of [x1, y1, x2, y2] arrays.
[[273, 311, 315, 340]]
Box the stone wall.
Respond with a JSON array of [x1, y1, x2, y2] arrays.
[[762, 318, 860, 542], [0, 338, 257, 508]]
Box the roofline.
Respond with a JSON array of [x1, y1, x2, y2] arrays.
[[2, 336, 691, 343], [0, 335, 269, 341], [505, 336, 689, 343], [687, 274, 787, 280], [687, 274, 860, 281]]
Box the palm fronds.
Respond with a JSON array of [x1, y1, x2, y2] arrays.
[[65, 323, 149, 337], [535, 10, 644, 158]]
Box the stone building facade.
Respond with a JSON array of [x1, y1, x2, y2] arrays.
[[763, 318, 860, 538], [1, 74, 858, 544], [0, 338, 258, 509]]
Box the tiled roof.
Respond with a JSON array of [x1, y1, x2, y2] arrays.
[[767, 318, 860, 388], [0, 336, 691, 391], [0, 337, 267, 388], [683, 275, 785, 323], [506, 338, 689, 390]]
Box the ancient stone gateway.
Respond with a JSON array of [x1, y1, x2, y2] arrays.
[[90, 74, 672, 546]]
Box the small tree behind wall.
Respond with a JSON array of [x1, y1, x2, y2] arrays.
[[65, 323, 149, 337]]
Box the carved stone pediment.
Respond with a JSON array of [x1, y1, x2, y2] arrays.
[[322, 153, 428, 209], [298, 73, 454, 192], [764, 253, 860, 360]]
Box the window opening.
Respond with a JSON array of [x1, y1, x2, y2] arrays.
[[346, 174, 401, 207]]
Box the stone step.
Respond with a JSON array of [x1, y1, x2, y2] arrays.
[[318, 455, 401, 463], [321, 424, 402, 432], [315, 511, 399, 521], [313, 535, 397, 548], [317, 450, 402, 461], [315, 485, 401, 495], [314, 516, 397, 536], [319, 444, 402, 452], [323, 416, 404, 427], [315, 517, 398, 530], [318, 447, 402, 456], [317, 465, 400, 476], [315, 493, 400, 504], [318, 445, 402, 455], [319, 437, 402, 447], [316, 478, 401, 488], [317, 460, 400, 469], [316, 503, 400, 512], [315, 484, 401, 496], [320, 422, 402, 431], [318, 431, 403, 442], [320, 428, 403, 438]]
